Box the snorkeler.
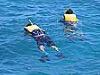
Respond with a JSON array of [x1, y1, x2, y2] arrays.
[[61, 9, 84, 41], [62, 9, 79, 33], [24, 20, 64, 61], [63, 9, 78, 25]]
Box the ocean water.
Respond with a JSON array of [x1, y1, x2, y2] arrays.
[[0, 0, 100, 75]]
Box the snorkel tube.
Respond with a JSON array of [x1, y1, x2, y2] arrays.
[[29, 19, 34, 25]]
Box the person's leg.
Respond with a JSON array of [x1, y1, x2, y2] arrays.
[[46, 37, 64, 58], [39, 45, 48, 55], [43, 36, 64, 58], [51, 46, 59, 52], [65, 26, 75, 32], [51, 45, 64, 58], [36, 37, 48, 56], [38, 45, 50, 62], [45, 36, 60, 52], [39, 45, 45, 51]]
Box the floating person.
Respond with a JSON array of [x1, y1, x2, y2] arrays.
[[63, 8, 78, 33], [24, 20, 64, 62], [63, 9, 78, 25], [60, 9, 84, 41]]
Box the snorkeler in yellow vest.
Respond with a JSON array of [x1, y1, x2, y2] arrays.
[[63, 9, 79, 33], [24, 20, 64, 61], [64, 9, 78, 25]]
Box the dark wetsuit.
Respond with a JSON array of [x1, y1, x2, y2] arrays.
[[25, 29, 56, 47]]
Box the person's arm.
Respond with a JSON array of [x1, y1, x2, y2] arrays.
[[59, 14, 65, 23]]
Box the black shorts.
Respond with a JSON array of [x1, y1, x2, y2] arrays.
[[34, 35, 56, 47]]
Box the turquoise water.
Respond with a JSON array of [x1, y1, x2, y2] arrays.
[[0, 0, 100, 75]]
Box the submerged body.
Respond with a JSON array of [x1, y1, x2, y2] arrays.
[[63, 9, 78, 33], [62, 9, 84, 41]]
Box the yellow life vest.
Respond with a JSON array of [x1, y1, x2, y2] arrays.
[[64, 14, 78, 22], [25, 25, 41, 32]]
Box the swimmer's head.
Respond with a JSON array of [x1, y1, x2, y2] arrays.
[[26, 23, 32, 27], [65, 9, 74, 14]]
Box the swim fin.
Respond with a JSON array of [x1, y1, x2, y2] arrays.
[[39, 55, 50, 62], [56, 52, 65, 59]]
